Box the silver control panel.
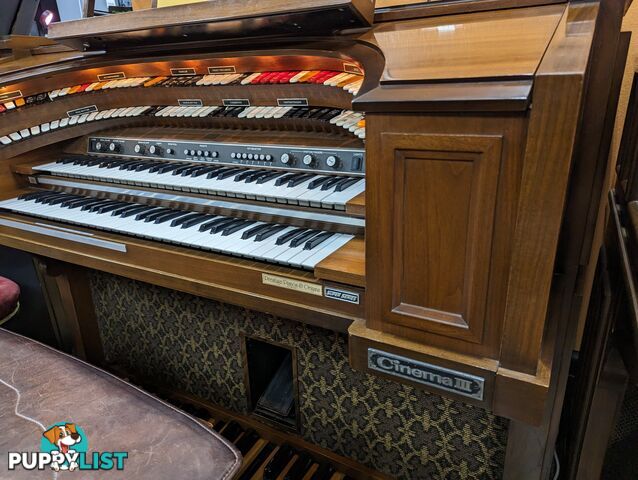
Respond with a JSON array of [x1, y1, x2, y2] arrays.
[[88, 136, 365, 175]]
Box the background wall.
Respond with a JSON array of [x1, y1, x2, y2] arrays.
[[610, 3, 638, 165]]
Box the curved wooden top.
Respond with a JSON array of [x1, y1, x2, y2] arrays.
[[370, 3, 565, 83]]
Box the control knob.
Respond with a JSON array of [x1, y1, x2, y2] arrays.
[[134, 144, 145, 154], [280, 153, 294, 165], [108, 142, 119, 153], [94, 141, 104, 151], [149, 145, 162, 155], [326, 155, 340, 169], [302, 154, 315, 167]]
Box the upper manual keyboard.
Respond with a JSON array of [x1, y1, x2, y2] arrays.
[[34, 157, 365, 210]]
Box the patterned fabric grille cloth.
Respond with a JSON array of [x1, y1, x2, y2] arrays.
[[90, 271, 508, 479]]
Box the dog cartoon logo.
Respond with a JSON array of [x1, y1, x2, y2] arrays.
[[8, 422, 127, 472], [41, 423, 87, 471]]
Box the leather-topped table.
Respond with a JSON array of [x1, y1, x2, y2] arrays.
[[0, 328, 241, 479]]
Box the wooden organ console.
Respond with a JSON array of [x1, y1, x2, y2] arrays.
[[0, 0, 627, 477]]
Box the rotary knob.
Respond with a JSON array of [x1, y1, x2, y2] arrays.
[[326, 155, 340, 169], [108, 142, 119, 153], [134, 144, 145, 154], [302, 154, 315, 167], [94, 141, 103, 151], [280, 153, 294, 165], [149, 145, 162, 155]]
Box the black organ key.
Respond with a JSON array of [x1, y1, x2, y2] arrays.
[[210, 218, 242, 234], [290, 230, 322, 248], [320, 176, 343, 191], [172, 164, 195, 175], [307, 177, 330, 190], [142, 208, 173, 222], [217, 168, 245, 180], [274, 173, 300, 186], [241, 223, 273, 240], [221, 220, 255, 236], [87, 200, 119, 212], [45, 195, 76, 206], [66, 198, 97, 209], [133, 206, 166, 220], [113, 204, 145, 216], [170, 212, 205, 227], [256, 171, 282, 184], [80, 199, 110, 211], [237, 442, 276, 480], [136, 162, 161, 172], [244, 170, 268, 183], [191, 165, 219, 177], [234, 169, 259, 182], [156, 163, 182, 174], [198, 216, 229, 232], [153, 210, 185, 224], [34, 192, 65, 203], [207, 167, 233, 179], [275, 228, 307, 245], [181, 214, 214, 229], [334, 177, 359, 192], [18, 191, 51, 201], [179, 165, 203, 176], [254, 224, 287, 241], [304, 232, 334, 250], [288, 174, 315, 188], [96, 202, 130, 214], [263, 445, 296, 480]]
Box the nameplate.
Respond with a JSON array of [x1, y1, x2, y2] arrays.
[[67, 105, 98, 117], [325, 287, 359, 304], [178, 99, 203, 107], [97, 72, 126, 81], [343, 63, 363, 75], [0, 90, 23, 102], [367, 349, 485, 400], [208, 66, 236, 74], [261, 273, 322, 296], [171, 67, 196, 76], [277, 98, 308, 107], [222, 98, 250, 107]]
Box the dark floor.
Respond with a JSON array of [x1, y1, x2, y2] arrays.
[[603, 382, 638, 479]]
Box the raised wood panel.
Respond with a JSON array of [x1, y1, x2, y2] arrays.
[[380, 133, 502, 343]]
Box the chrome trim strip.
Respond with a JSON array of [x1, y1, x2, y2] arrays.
[[0, 218, 127, 252]]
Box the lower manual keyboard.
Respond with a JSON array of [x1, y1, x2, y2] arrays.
[[0, 191, 354, 270]]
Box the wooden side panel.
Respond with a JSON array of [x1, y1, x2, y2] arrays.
[[376, 133, 502, 343]]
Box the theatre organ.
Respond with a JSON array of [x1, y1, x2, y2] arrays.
[[0, 0, 626, 477]]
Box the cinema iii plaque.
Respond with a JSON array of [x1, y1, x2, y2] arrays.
[[367, 348, 485, 401]]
